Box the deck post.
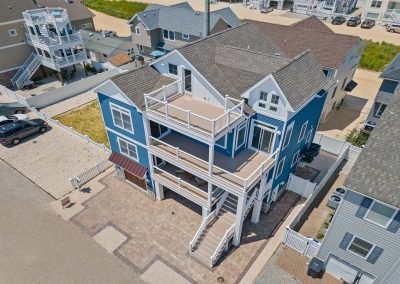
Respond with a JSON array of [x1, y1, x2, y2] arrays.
[[233, 194, 246, 246], [155, 181, 164, 200], [251, 175, 268, 224], [202, 206, 211, 220], [207, 183, 212, 205], [208, 144, 214, 177]]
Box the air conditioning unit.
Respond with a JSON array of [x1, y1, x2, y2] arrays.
[[327, 194, 342, 210], [333, 187, 346, 197]]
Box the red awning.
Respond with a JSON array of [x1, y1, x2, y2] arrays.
[[109, 152, 147, 179]]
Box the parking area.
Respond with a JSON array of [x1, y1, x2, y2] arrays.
[[0, 94, 109, 199]]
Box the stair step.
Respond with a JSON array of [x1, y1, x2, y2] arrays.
[[224, 198, 238, 208], [222, 203, 236, 212]]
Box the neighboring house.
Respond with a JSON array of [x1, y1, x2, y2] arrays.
[[292, 0, 358, 15], [128, 2, 241, 58], [316, 93, 400, 284], [357, 0, 400, 21], [250, 16, 363, 122], [80, 30, 136, 70], [364, 53, 400, 132], [95, 23, 328, 267], [0, 0, 94, 87]]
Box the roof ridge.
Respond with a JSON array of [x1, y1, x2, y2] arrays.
[[218, 43, 287, 59], [273, 49, 313, 74]]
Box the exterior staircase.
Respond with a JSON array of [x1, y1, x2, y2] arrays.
[[11, 53, 41, 89], [190, 193, 237, 267]]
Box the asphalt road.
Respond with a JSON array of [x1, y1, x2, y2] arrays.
[[0, 159, 142, 284]]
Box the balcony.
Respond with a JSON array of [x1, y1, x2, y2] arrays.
[[23, 8, 69, 26], [144, 80, 244, 142], [26, 32, 83, 48], [149, 132, 277, 193], [38, 51, 87, 71]]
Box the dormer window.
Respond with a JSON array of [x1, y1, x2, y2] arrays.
[[270, 94, 279, 112], [258, 91, 268, 108]]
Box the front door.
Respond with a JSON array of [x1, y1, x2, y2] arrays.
[[184, 69, 192, 92], [250, 121, 276, 154]]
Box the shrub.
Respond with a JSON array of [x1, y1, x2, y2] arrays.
[[346, 129, 369, 148], [359, 41, 400, 72], [84, 0, 148, 20], [316, 232, 325, 240]]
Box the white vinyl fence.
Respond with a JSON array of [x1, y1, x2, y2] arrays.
[[70, 159, 113, 189], [283, 227, 321, 258]]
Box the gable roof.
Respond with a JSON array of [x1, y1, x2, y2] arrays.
[[80, 30, 135, 56], [110, 66, 175, 110], [1, 0, 94, 23], [249, 19, 360, 69], [291, 16, 334, 33], [380, 53, 400, 81], [131, 3, 241, 36], [345, 93, 400, 208]]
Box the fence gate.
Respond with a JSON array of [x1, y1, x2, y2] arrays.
[[283, 228, 321, 258]]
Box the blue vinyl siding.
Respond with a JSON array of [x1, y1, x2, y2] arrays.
[[248, 113, 285, 152], [215, 130, 235, 156]]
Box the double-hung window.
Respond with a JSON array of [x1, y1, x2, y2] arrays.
[[110, 104, 133, 133], [298, 121, 308, 143], [282, 122, 294, 150], [364, 201, 396, 228], [135, 27, 141, 35], [168, 63, 178, 75], [258, 91, 268, 108], [235, 122, 246, 149], [163, 29, 175, 41], [373, 102, 387, 118], [118, 138, 138, 161], [306, 128, 313, 144], [269, 94, 279, 112], [371, 0, 382, 8], [347, 236, 374, 258], [275, 157, 285, 179], [291, 150, 300, 167]]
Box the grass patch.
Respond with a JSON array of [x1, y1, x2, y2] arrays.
[[346, 128, 369, 148], [359, 41, 400, 72], [84, 0, 148, 20], [54, 101, 109, 148]]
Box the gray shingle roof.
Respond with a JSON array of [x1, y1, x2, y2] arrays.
[[111, 66, 175, 110], [291, 16, 334, 33], [345, 93, 400, 208], [36, 0, 94, 22], [380, 53, 400, 81], [1, 0, 37, 22], [133, 3, 240, 36], [80, 30, 135, 56]]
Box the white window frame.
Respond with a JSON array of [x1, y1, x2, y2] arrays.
[[235, 122, 247, 150], [306, 128, 313, 144], [298, 121, 308, 143], [291, 149, 300, 168], [163, 29, 175, 41], [138, 44, 144, 53], [371, 0, 382, 8], [249, 119, 277, 154], [117, 137, 138, 161], [275, 157, 285, 179], [135, 26, 141, 35], [282, 122, 294, 150], [346, 235, 375, 260], [364, 200, 397, 228], [215, 135, 227, 148], [8, 29, 17, 37], [182, 33, 190, 40], [373, 102, 387, 118], [110, 103, 134, 133], [269, 94, 279, 112], [168, 63, 178, 75]]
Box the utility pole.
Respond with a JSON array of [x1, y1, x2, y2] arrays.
[[204, 0, 210, 37]]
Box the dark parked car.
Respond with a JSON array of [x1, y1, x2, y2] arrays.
[[0, 114, 29, 126], [0, 119, 48, 145], [0, 102, 28, 116], [361, 19, 375, 29], [347, 16, 361, 27], [331, 16, 346, 25]]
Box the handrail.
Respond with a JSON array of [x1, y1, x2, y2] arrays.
[[243, 187, 258, 220], [210, 223, 235, 266], [145, 80, 182, 97]]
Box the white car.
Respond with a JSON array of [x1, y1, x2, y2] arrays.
[[0, 114, 29, 126]]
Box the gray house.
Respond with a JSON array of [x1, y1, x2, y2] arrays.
[[364, 53, 400, 132], [316, 93, 400, 284], [128, 2, 241, 58]]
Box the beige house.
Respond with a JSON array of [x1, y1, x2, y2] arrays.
[[0, 0, 95, 87]]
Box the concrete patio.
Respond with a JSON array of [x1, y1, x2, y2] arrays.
[[70, 172, 300, 283]]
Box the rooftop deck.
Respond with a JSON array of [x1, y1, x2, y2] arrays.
[[149, 132, 277, 192]]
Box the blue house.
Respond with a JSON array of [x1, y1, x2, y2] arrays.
[[95, 22, 328, 267]]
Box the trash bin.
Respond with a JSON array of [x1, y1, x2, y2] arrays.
[[309, 143, 321, 157], [307, 257, 325, 278]]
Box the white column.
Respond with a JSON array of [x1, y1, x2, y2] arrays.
[[251, 176, 268, 224], [233, 194, 247, 246], [207, 183, 212, 205], [208, 144, 214, 177], [155, 181, 164, 201], [142, 113, 155, 189], [202, 206, 211, 220]]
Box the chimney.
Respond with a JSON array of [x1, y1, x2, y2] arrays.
[[204, 0, 210, 37]]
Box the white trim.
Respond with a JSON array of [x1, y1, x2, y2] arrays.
[[94, 80, 139, 110], [291, 149, 300, 168], [0, 19, 24, 26], [215, 134, 227, 148], [8, 29, 17, 37], [275, 157, 286, 179], [363, 200, 397, 229], [248, 119, 277, 154], [235, 121, 247, 150], [135, 26, 141, 35], [162, 29, 175, 41], [182, 33, 190, 40], [168, 63, 178, 75], [306, 127, 313, 144], [117, 137, 139, 162], [0, 42, 26, 50], [298, 121, 308, 143], [106, 127, 148, 149], [282, 121, 294, 150], [110, 102, 134, 134], [346, 235, 375, 260]]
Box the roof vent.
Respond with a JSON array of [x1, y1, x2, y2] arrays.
[[65, 0, 74, 3], [8, 5, 12, 9], [274, 52, 281, 56], [247, 45, 250, 50], [143, 13, 146, 17], [195, 11, 200, 15]]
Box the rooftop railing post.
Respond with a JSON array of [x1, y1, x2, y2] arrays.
[[227, 109, 231, 128], [176, 147, 180, 160], [164, 102, 169, 118], [224, 95, 228, 111], [187, 111, 191, 128], [162, 85, 166, 101], [211, 120, 215, 137]]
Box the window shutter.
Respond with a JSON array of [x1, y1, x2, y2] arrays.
[[367, 246, 383, 264], [339, 232, 353, 250], [387, 211, 400, 233], [355, 197, 373, 219]]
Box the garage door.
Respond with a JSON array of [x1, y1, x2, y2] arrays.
[[125, 170, 146, 190], [325, 256, 375, 284]]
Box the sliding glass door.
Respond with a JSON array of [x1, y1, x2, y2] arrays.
[[250, 121, 276, 154]]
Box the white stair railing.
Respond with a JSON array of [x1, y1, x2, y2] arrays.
[[243, 187, 259, 220], [210, 224, 235, 267], [11, 53, 41, 89], [189, 191, 229, 251]]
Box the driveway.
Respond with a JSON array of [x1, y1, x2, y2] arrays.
[[0, 159, 142, 284]]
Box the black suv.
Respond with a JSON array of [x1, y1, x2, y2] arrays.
[[0, 119, 48, 145]]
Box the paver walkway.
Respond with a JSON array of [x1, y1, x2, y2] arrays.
[[71, 172, 301, 283]]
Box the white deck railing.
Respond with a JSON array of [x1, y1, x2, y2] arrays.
[[211, 223, 235, 267], [149, 136, 278, 192], [144, 81, 244, 138]]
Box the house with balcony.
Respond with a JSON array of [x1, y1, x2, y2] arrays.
[[127, 2, 241, 58], [315, 93, 400, 284], [250, 17, 363, 122], [364, 52, 400, 132], [0, 0, 94, 88], [95, 22, 328, 267]]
